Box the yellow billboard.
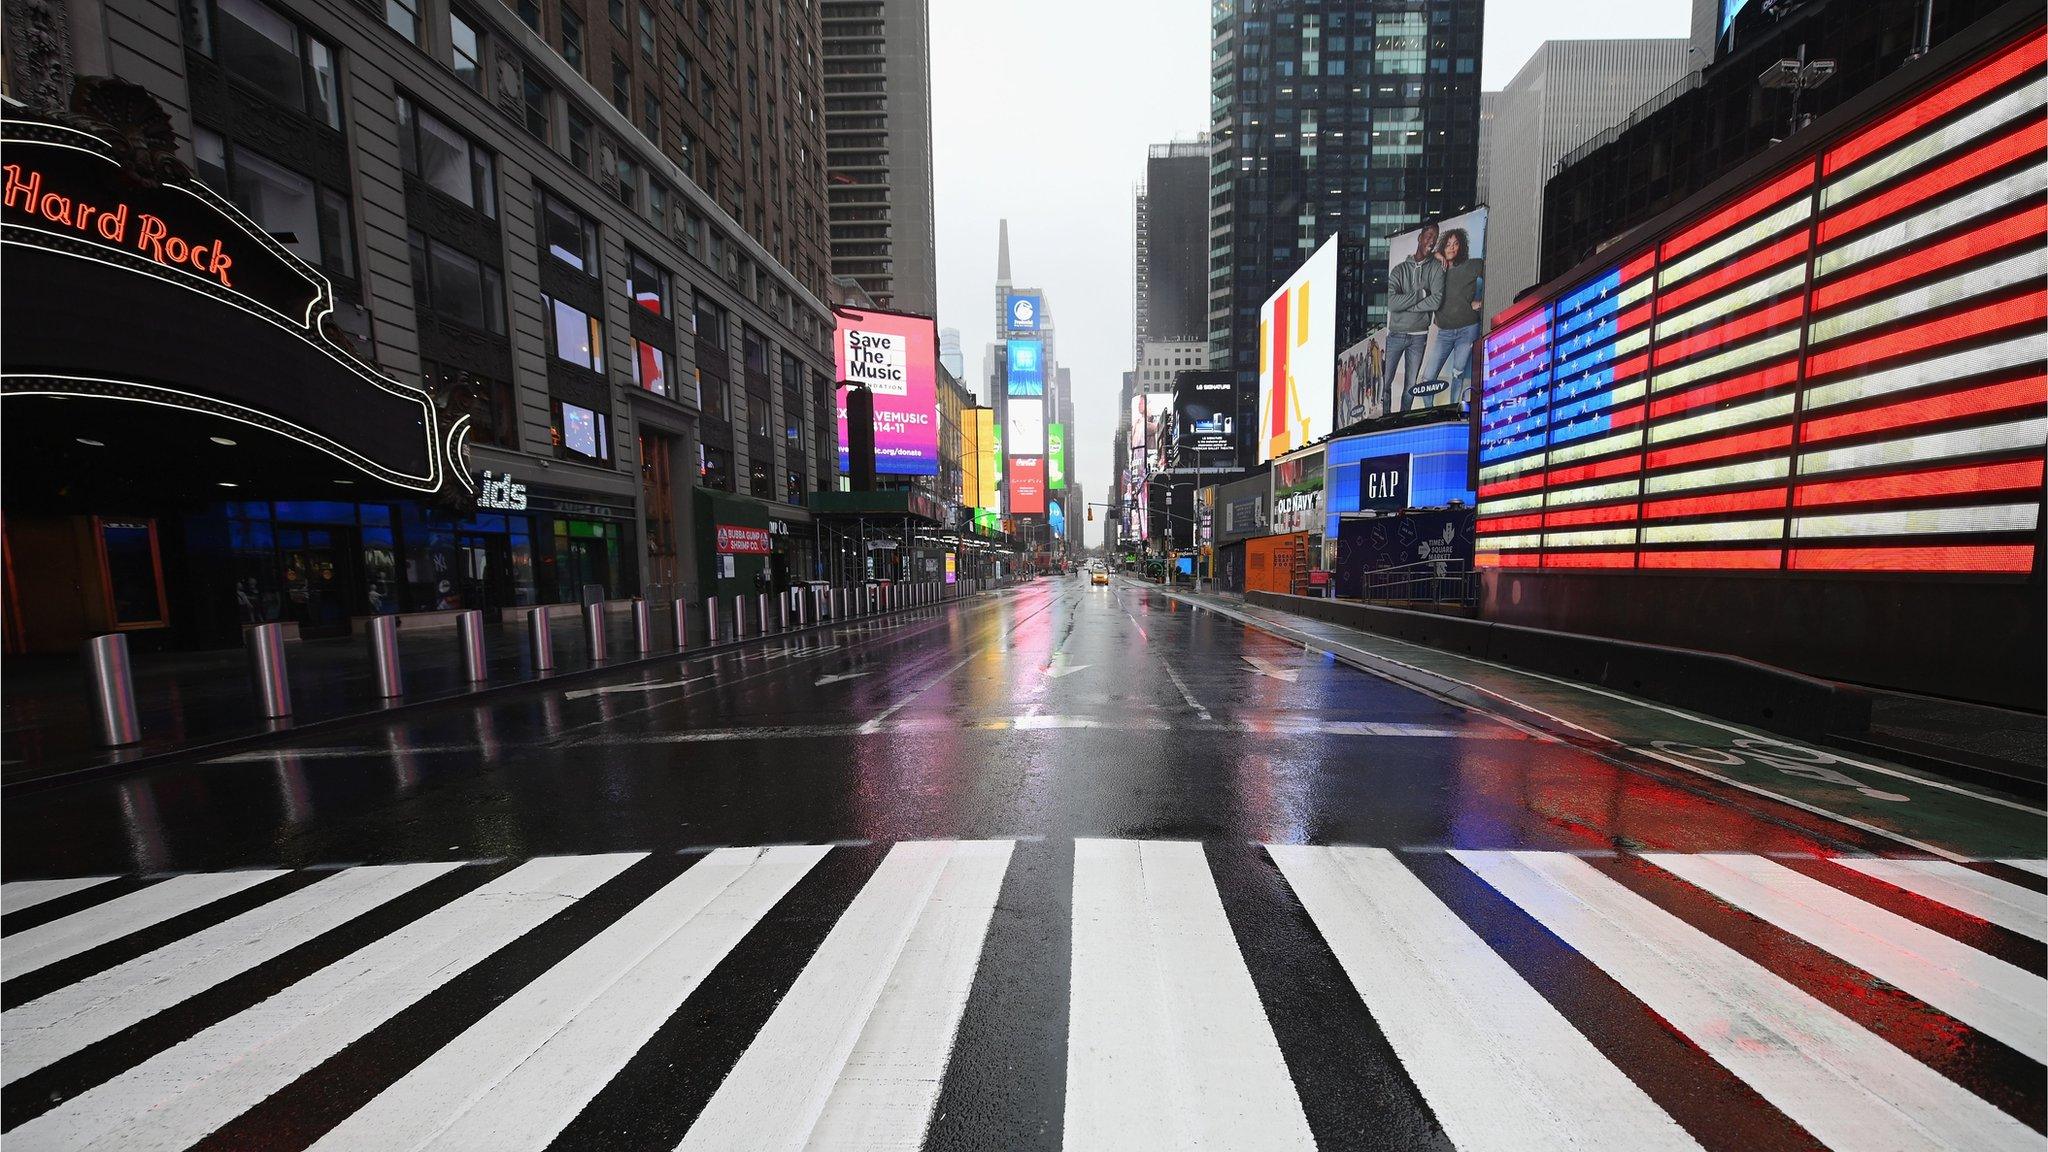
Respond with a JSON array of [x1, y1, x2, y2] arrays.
[[974, 407, 999, 511]]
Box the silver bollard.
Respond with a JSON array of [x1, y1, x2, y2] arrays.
[[526, 606, 555, 671], [758, 592, 771, 635], [674, 599, 690, 650], [705, 598, 721, 645], [83, 633, 142, 747], [778, 594, 789, 631], [246, 621, 292, 718], [732, 595, 748, 638], [456, 609, 487, 682], [366, 614, 403, 699], [632, 598, 654, 654], [584, 601, 609, 663]]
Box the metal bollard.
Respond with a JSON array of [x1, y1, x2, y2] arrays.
[[705, 599, 721, 645], [674, 599, 691, 650], [778, 594, 789, 631], [758, 593, 771, 635], [246, 621, 292, 717], [456, 609, 487, 682], [632, 598, 654, 654], [526, 606, 555, 671], [366, 614, 403, 699], [732, 595, 748, 638], [83, 633, 142, 747], [584, 602, 608, 663]]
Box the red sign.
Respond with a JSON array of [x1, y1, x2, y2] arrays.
[[715, 525, 771, 554], [1011, 456, 1046, 515]]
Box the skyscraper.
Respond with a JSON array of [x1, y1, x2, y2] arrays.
[[1483, 39, 1692, 317], [939, 327, 965, 380], [1209, 0, 1485, 409], [822, 0, 938, 314], [1134, 138, 1210, 366]]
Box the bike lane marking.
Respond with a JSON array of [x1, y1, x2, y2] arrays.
[[1154, 589, 2043, 863]]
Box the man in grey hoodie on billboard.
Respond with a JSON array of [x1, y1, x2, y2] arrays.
[[1382, 222, 1444, 414]]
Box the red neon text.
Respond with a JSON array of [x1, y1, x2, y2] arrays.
[[4, 164, 235, 288]]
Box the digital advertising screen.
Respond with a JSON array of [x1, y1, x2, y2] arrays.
[[1006, 339, 1045, 397], [1257, 233, 1340, 462], [834, 306, 938, 476], [1379, 205, 1487, 420], [1011, 456, 1047, 515], [1009, 397, 1046, 455], [1474, 24, 2046, 576], [1271, 445, 1327, 538], [1006, 293, 1042, 332], [975, 408, 999, 510], [1129, 394, 1148, 454], [1144, 392, 1174, 470], [1048, 424, 1066, 487], [1174, 374, 1237, 465]]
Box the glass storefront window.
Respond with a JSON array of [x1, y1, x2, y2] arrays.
[[98, 520, 168, 628]]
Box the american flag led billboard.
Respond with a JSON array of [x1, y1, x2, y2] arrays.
[[1477, 25, 2047, 576]]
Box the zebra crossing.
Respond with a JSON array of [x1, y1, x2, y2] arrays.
[[2, 840, 2042, 1151]]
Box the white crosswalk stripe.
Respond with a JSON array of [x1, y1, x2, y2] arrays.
[[0, 846, 2041, 1152], [0, 877, 118, 917]]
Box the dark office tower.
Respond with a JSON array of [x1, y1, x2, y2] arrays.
[[822, 0, 938, 315], [1134, 138, 1211, 366], [1209, 0, 1484, 398]]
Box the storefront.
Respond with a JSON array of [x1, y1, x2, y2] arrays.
[[2, 106, 475, 653], [1210, 471, 1272, 596]]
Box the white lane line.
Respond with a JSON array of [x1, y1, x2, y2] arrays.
[[678, 840, 1014, 1150], [1458, 850, 2039, 1152], [313, 847, 827, 1152], [1, 876, 117, 917], [576, 717, 1521, 743], [2, 863, 460, 1086], [1270, 845, 1698, 1152], [1, 870, 286, 982], [1064, 839, 1313, 1152], [859, 649, 983, 734], [1999, 859, 2048, 878], [1833, 856, 2048, 942], [9, 854, 642, 1152], [1161, 662, 1212, 722], [1645, 853, 2047, 1063]]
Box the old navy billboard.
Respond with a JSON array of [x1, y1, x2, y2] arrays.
[[834, 306, 938, 476]]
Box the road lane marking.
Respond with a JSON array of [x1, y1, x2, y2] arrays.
[[813, 671, 870, 686], [1645, 853, 2047, 1063], [1, 877, 117, 917], [1833, 856, 2048, 942], [563, 674, 714, 700], [679, 840, 1012, 1150], [1042, 654, 1091, 678], [2000, 858, 2048, 877], [1, 871, 286, 982], [8, 855, 641, 1152], [1457, 849, 2040, 1152], [1161, 662, 1212, 722], [1270, 845, 1699, 1152], [1064, 839, 1313, 1151], [1242, 655, 1300, 682], [3, 863, 459, 1086], [312, 847, 826, 1152]]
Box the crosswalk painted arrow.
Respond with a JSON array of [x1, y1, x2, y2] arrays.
[[1242, 655, 1300, 683], [1043, 655, 1091, 679], [814, 671, 870, 686], [564, 674, 711, 700]]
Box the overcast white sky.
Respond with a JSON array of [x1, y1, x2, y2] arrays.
[[929, 0, 1692, 548]]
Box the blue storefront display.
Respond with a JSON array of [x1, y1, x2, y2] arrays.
[[1323, 420, 1475, 542]]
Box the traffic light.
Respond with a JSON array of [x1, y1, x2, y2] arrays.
[[1086, 506, 1094, 522]]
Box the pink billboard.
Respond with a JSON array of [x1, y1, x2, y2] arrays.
[[835, 306, 938, 476]]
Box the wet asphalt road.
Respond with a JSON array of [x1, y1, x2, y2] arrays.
[[2, 576, 2042, 1151], [0, 575, 1898, 874]]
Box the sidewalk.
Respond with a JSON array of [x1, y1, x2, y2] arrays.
[[1149, 581, 2044, 862], [1, 591, 955, 790]]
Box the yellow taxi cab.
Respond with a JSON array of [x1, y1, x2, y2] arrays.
[[1090, 566, 1110, 586]]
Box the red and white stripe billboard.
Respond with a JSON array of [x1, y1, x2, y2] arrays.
[[1477, 25, 2046, 575]]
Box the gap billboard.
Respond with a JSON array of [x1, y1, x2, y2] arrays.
[[834, 306, 938, 476]]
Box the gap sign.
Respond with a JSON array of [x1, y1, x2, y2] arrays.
[[1356, 453, 1410, 513]]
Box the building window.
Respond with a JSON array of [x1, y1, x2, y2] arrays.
[[385, 0, 419, 44], [560, 8, 583, 71], [701, 443, 732, 491], [632, 340, 670, 397], [627, 248, 667, 314], [699, 371, 726, 420], [542, 294, 604, 371], [636, 3, 655, 57], [521, 65, 552, 141], [611, 56, 631, 115], [641, 84, 660, 142], [647, 180, 668, 230], [607, 0, 624, 29], [541, 189, 599, 272], [449, 9, 484, 92], [396, 95, 496, 217], [194, 128, 354, 278], [748, 449, 771, 498], [516, 0, 540, 33], [615, 154, 640, 210], [551, 397, 611, 462], [409, 231, 505, 333], [742, 326, 767, 375], [567, 111, 593, 172], [187, 0, 340, 128], [423, 359, 517, 447], [746, 391, 770, 439]]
